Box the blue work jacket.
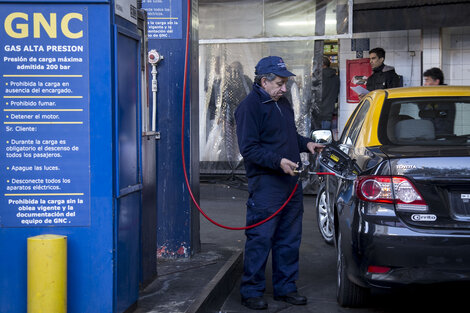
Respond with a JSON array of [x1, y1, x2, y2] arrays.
[[235, 83, 312, 178]]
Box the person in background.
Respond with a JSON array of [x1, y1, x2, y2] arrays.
[[235, 56, 323, 310], [421, 67, 454, 136], [318, 56, 339, 130], [205, 57, 222, 140], [360, 47, 401, 98], [423, 67, 445, 86]]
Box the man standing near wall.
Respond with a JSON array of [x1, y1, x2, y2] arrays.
[[318, 56, 340, 130], [365, 47, 401, 92]]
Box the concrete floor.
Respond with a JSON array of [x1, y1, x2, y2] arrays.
[[134, 181, 470, 313], [200, 182, 470, 313]]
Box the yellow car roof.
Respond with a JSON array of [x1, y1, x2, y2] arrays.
[[376, 86, 470, 98]]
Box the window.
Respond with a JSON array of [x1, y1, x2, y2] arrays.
[[340, 100, 371, 149], [199, 0, 353, 174], [382, 97, 470, 145], [199, 0, 351, 41]]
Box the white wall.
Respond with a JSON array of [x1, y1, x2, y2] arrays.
[[422, 28, 441, 70], [442, 26, 470, 86]]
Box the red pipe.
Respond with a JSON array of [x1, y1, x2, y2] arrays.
[[179, 0, 300, 230]]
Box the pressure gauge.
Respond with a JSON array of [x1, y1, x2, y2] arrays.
[[148, 49, 163, 64]]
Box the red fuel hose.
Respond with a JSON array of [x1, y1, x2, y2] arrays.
[[179, 0, 334, 230], [179, 0, 301, 230]]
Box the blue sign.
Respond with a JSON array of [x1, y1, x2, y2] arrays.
[[142, 0, 182, 39], [0, 5, 90, 227]]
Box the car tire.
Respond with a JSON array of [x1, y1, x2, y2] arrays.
[[316, 185, 334, 245], [336, 232, 368, 307]]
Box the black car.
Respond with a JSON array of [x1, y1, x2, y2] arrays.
[[312, 86, 470, 307]]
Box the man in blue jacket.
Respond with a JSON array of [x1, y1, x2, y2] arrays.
[[235, 56, 323, 310]]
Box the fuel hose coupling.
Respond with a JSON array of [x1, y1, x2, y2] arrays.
[[293, 160, 336, 181]]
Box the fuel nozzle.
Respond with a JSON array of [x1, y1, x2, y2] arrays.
[[293, 160, 310, 176]]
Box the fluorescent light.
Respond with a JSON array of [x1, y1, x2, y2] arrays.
[[278, 21, 314, 27], [277, 19, 336, 27]]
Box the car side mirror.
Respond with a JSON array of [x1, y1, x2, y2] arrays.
[[311, 129, 333, 144]]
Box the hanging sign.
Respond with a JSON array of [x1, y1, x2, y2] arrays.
[[142, 0, 183, 39]]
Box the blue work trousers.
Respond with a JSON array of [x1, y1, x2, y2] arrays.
[[240, 174, 303, 299]]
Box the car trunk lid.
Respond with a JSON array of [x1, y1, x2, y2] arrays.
[[380, 145, 470, 230]]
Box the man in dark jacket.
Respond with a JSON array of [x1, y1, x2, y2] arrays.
[[235, 56, 323, 310], [319, 56, 339, 130], [365, 47, 401, 93]]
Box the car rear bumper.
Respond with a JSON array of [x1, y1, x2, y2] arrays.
[[354, 220, 470, 288]]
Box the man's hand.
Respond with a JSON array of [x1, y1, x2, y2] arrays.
[[307, 142, 324, 154], [280, 158, 298, 176]]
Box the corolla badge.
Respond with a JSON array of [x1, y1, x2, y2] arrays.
[[411, 214, 437, 222], [397, 164, 417, 170]]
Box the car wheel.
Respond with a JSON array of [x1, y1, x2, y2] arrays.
[[336, 232, 368, 307], [316, 186, 334, 245]]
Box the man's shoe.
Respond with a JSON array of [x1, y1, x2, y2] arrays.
[[241, 296, 268, 310], [274, 292, 307, 305]]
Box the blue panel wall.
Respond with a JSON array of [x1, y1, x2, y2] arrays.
[[116, 192, 141, 312], [143, 0, 194, 257], [114, 22, 142, 312], [0, 3, 114, 312]]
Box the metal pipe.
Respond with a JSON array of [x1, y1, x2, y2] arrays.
[[151, 64, 157, 132]]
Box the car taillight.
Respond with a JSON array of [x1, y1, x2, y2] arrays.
[[356, 176, 428, 212], [367, 265, 391, 274]]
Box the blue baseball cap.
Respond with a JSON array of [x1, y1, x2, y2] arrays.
[[255, 56, 295, 77]]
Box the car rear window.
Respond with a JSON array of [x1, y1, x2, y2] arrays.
[[380, 97, 470, 146]]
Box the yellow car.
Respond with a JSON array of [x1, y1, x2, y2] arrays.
[[312, 86, 470, 307]]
